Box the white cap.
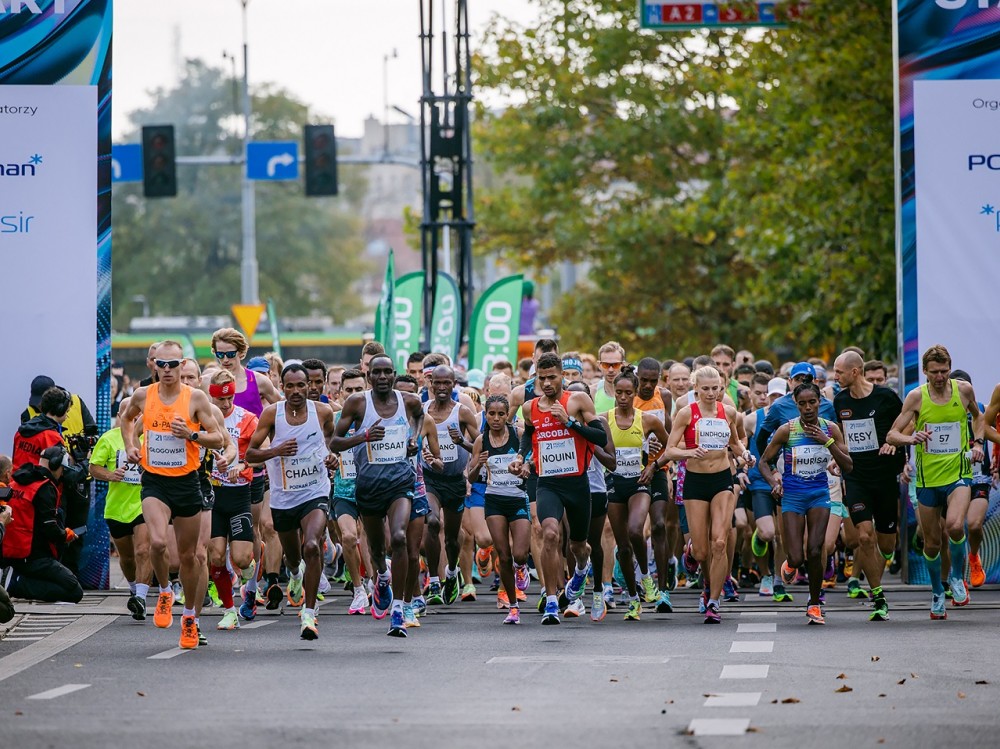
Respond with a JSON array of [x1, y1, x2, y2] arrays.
[[767, 377, 788, 398]]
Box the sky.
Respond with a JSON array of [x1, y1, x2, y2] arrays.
[[113, 0, 541, 140]]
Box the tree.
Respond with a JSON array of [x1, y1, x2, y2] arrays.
[[112, 59, 369, 330]]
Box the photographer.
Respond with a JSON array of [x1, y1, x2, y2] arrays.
[[0, 454, 14, 621], [13, 386, 69, 467], [0, 447, 84, 603], [20, 375, 97, 442]]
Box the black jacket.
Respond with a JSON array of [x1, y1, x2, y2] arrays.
[[11, 464, 66, 560]]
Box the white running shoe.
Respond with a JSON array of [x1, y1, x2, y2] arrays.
[[349, 585, 369, 615]]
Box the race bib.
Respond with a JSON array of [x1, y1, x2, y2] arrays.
[[642, 409, 665, 452], [791, 444, 829, 479], [615, 447, 642, 478], [437, 427, 459, 463], [146, 430, 186, 469], [538, 437, 578, 477], [925, 422, 961, 455], [696, 418, 730, 451], [280, 451, 325, 492], [487, 454, 522, 487], [339, 449, 356, 480], [843, 418, 879, 453], [116, 450, 142, 485], [367, 424, 409, 464]]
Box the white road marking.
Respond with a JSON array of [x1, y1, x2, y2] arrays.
[[720, 664, 770, 679], [737, 622, 777, 633], [239, 620, 276, 630], [27, 683, 91, 700], [704, 692, 762, 707], [740, 611, 777, 616], [3, 636, 45, 642], [730, 640, 774, 653], [148, 648, 192, 660], [0, 616, 116, 685], [687, 718, 750, 736], [487, 655, 669, 664]]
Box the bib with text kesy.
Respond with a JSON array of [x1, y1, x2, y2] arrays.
[[487, 454, 522, 487], [696, 417, 730, 451], [791, 444, 829, 479], [367, 424, 409, 464], [538, 437, 578, 477], [925, 422, 961, 455], [116, 450, 143, 485], [843, 418, 879, 453], [616, 447, 642, 478], [146, 431, 187, 469]]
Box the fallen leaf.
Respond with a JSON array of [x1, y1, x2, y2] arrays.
[[746, 726, 760, 733], [609, 678, 618, 683], [681, 729, 694, 736], [897, 679, 906, 685], [836, 673, 847, 680], [136, 692, 145, 697], [871, 656, 880, 662], [666, 700, 674, 704], [511, 706, 521, 712], [910, 673, 919, 679], [878, 694, 886, 698], [771, 699, 778, 704], [702, 693, 716, 698], [976, 680, 989, 685], [781, 697, 800, 704], [15, 710, 23, 716], [958, 692, 966, 699], [835, 685, 853, 693]]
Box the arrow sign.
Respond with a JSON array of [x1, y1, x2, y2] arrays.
[[231, 304, 266, 340], [111, 144, 143, 182], [247, 141, 298, 181]]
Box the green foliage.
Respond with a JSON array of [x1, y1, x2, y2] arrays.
[[474, 0, 895, 361], [112, 59, 369, 329]]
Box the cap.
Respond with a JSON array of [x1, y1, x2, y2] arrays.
[[466, 368, 485, 390], [789, 362, 816, 380], [246, 356, 270, 373], [29, 375, 56, 409], [767, 378, 788, 398], [754, 360, 775, 376]]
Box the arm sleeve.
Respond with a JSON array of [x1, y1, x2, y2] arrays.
[[571, 419, 608, 447], [518, 419, 534, 456]]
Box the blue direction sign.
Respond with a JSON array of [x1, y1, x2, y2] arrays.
[[247, 141, 299, 181], [639, 1, 804, 29], [111, 144, 143, 183]]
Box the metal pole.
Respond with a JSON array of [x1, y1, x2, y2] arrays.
[[383, 49, 398, 158], [239, 0, 259, 304]]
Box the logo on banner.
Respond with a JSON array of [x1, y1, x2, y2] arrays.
[[935, 1, 1000, 9], [979, 203, 1000, 232], [1, 211, 34, 234], [0, 153, 42, 177], [0, 1, 70, 14]]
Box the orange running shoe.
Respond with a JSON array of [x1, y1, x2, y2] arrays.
[[179, 615, 198, 649], [515, 587, 526, 602], [476, 546, 494, 578], [969, 553, 986, 588], [497, 589, 510, 609], [153, 590, 174, 628], [806, 605, 825, 625]]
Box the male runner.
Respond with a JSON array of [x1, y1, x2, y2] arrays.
[[593, 341, 626, 414]]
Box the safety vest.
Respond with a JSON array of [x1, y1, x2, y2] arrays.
[[2, 474, 56, 560], [25, 394, 86, 437], [12, 425, 63, 469]]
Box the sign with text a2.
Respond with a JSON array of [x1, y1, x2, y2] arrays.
[[639, 1, 804, 29]]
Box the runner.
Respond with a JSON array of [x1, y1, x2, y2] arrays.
[[245, 363, 338, 640], [887, 345, 984, 619], [832, 350, 905, 620], [508, 353, 609, 625], [330, 354, 440, 637], [593, 341, 626, 414], [759, 382, 853, 625], [664, 366, 751, 624], [203, 327, 281, 412], [120, 341, 227, 649]]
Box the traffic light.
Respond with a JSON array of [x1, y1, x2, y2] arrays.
[[141, 125, 177, 198], [304, 124, 338, 196]]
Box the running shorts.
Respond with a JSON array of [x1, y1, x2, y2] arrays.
[[141, 471, 202, 519], [751, 489, 779, 521], [917, 478, 971, 510], [356, 477, 414, 518], [608, 474, 651, 504], [649, 470, 670, 503], [332, 496, 359, 520], [465, 481, 486, 510], [682, 469, 734, 502], [106, 514, 145, 539], [536, 474, 591, 543], [484, 493, 531, 523], [781, 486, 831, 516], [591, 491, 608, 519], [211, 484, 254, 542], [410, 493, 430, 522], [249, 473, 266, 505], [271, 497, 330, 533], [424, 472, 467, 513]]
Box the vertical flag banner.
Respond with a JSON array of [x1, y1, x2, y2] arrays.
[[267, 298, 282, 358], [468, 275, 523, 374], [0, 0, 113, 589], [373, 249, 396, 365], [392, 272, 425, 371], [430, 271, 462, 361]]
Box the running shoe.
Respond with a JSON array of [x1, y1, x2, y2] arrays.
[[217, 608, 240, 630], [564, 599, 585, 618], [591, 591, 607, 622], [537, 593, 548, 614], [682, 541, 699, 575], [412, 596, 427, 618], [723, 577, 740, 603], [127, 595, 146, 622], [179, 615, 198, 649], [197, 625, 207, 647], [475, 546, 494, 578], [287, 576, 304, 607], [665, 558, 678, 591], [846, 578, 869, 599], [558, 588, 571, 610], [239, 588, 257, 621], [541, 599, 560, 625], [566, 565, 588, 602], [602, 583, 616, 610], [515, 587, 527, 602], [255, 586, 268, 606], [970, 553, 986, 588], [317, 572, 331, 596], [490, 573, 500, 592], [266, 581, 283, 610], [930, 593, 947, 620], [612, 553, 627, 591], [640, 575, 659, 604], [153, 590, 174, 628], [779, 561, 797, 587], [426, 581, 444, 606], [387, 608, 407, 637], [300, 610, 318, 640], [372, 577, 392, 620], [624, 598, 641, 621], [403, 603, 420, 628], [443, 574, 460, 605], [806, 604, 825, 625], [207, 581, 222, 608], [655, 590, 673, 614], [772, 583, 794, 603], [504, 606, 521, 625], [949, 577, 970, 607], [348, 586, 369, 615], [698, 589, 708, 614], [497, 588, 511, 610], [759, 575, 774, 597], [703, 601, 721, 624], [818, 590, 826, 606], [461, 583, 477, 602], [824, 554, 836, 583], [843, 557, 854, 578], [821, 578, 837, 590], [944, 587, 953, 600], [515, 563, 530, 592], [750, 528, 769, 558], [171, 581, 183, 606], [869, 595, 889, 622]]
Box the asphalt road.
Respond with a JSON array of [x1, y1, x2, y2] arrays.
[[1, 582, 998, 749]]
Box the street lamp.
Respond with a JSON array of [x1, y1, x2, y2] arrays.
[[383, 48, 398, 157], [238, 0, 258, 305]]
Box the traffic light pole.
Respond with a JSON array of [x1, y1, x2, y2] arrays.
[[239, 0, 259, 305]]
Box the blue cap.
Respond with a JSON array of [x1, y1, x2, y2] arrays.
[[466, 368, 485, 390], [789, 362, 816, 379], [246, 356, 270, 373]]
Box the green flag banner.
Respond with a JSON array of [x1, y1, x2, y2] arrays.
[[392, 271, 424, 371], [373, 249, 396, 364], [468, 274, 523, 373], [430, 271, 461, 361], [266, 299, 282, 359]]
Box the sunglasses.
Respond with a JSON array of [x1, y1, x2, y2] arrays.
[[599, 361, 623, 370], [214, 350, 239, 360], [155, 359, 182, 370]]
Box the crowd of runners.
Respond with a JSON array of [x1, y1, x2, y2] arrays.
[[5, 330, 1000, 648]]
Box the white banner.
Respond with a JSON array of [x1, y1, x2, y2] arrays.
[[913, 79, 1000, 393], [0, 85, 97, 451]]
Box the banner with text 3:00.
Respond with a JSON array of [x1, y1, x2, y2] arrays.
[[468, 275, 523, 374]]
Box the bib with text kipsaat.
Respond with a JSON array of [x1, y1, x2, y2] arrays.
[[487, 454, 522, 487], [537, 437, 578, 477], [367, 424, 409, 464], [145, 431, 187, 469], [615, 447, 642, 478], [279, 450, 325, 492], [696, 418, 730, 451], [925, 422, 961, 455], [791, 444, 829, 479], [116, 450, 143, 485], [437, 426, 459, 463], [843, 418, 878, 453]]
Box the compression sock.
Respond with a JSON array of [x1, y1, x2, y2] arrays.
[[949, 536, 967, 582], [210, 566, 234, 609], [923, 552, 944, 596]]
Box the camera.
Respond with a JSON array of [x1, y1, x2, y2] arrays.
[[66, 424, 99, 463]]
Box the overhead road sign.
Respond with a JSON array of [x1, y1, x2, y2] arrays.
[[247, 141, 299, 181], [639, 1, 804, 30], [111, 144, 142, 183]]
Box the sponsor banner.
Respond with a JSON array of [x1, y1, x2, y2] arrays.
[[373, 249, 396, 365], [267, 298, 282, 358], [468, 275, 523, 374], [430, 271, 461, 361], [392, 271, 424, 372], [0, 0, 113, 589]]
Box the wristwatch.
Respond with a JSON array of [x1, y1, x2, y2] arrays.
[[187, 431, 199, 442], [973, 438, 984, 446]]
